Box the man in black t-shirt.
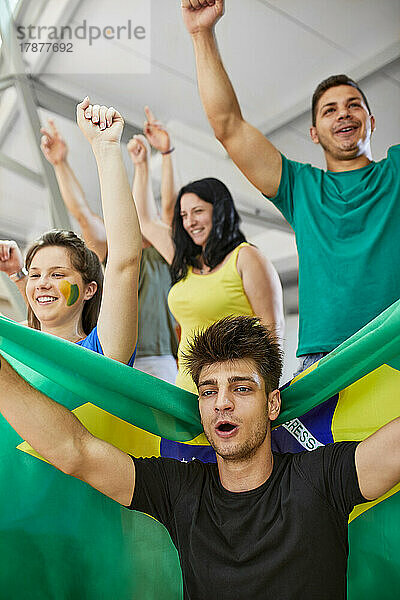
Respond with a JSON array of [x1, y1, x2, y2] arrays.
[[0, 316, 399, 599]]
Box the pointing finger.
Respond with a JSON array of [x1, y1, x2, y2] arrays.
[[144, 105, 156, 123]]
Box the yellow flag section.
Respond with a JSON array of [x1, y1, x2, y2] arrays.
[[18, 403, 211, 462], [333, 363, 400, 522]]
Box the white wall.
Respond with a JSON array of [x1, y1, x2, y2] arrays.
[[281, 314, 299, 386]]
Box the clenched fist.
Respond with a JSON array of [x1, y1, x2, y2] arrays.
[[0, 240, 23, 276], [76, 97, 124, 145], [181, 0, 224, 35], [127, 135, 151, 166]]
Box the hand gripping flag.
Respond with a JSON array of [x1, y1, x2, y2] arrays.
[[0, 299, 399, 599]]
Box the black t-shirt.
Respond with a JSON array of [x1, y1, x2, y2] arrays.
[[129, 442, 366, 600]]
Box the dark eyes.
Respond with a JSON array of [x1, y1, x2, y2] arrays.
[[200, 386, 251, 397], [28, 272, 65, 278], [200, 389, 215, 398], [323, 103, 361, 116]]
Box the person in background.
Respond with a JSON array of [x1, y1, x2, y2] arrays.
[[181, 0, 400, 375], [127, 107, 178, 383], [0, 97, 140, 366], [37, 108, 178, 382], [129, 134, 284, 393]]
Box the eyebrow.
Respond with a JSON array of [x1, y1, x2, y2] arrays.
[[198, 379, 217, 388], [320, 96, 361, 111], [29, 265, 69, 271], [198, 375, 259, 388]]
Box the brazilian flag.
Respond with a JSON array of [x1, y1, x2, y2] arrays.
[[0, 300, 399, 599]]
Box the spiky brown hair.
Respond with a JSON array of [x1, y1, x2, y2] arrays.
[[181, 315, 283, 393]]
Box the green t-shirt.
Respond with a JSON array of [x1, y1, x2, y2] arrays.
[[137, 246, 178, 358], [266, 145, 400, 356]]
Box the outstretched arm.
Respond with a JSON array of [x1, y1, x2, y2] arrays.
[[0, 353, 134, 505], [77, 98, 141, 363], [237, 245, 285, 345], [0, 240, 27, 304], [127, 135, 175, 264], [41, 120, 107, 262], [143, 106, 178, 226], [182, 0, 282, 198], [355, 417, 400, 501]]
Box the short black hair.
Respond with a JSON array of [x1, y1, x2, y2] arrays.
[[312, 74, 371, 126], [181, 315, 283, 393]]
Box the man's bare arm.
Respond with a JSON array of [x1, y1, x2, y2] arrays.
[[355, 417, 400, 501], [0, 354, 134, 506], [182, 0, 282, 198]]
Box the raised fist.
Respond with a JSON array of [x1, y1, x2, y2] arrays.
[[181, 0, 224, 35], [76, 97, 124, 145], [0, 240, 23, 276], [127, 135, 150, 166], [143, 106, 171, 154], [40, 119, 68, 165]]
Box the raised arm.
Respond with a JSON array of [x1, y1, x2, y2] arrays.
[[0, 240, 27, 304], [0, 352, 134, 505], [77, 98, 141, 363], [355, 417, 400, 501], [182, 0, 282, 198], [41, 120, 107, 262], [143, 106, 178, 226], [127, 134, 175, 264], [237, 245, 285, 345]]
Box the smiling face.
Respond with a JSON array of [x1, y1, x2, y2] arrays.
[[310, 85, 375, 167], [180, 193, 213, 249], [198, 358, 281, 462], [26, 245, 96, 333]]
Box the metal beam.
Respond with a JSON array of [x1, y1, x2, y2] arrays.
[[258, 41, 400, 136], [0, 0, 71, 229], [29, 77, 142, 143], [0, 150, 44, 186], [0, 74, 14, 91]]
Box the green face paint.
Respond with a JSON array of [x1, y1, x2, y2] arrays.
[[59, 281, 80, 306]]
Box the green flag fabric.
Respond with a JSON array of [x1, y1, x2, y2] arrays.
[[0, 300, 399, 599]]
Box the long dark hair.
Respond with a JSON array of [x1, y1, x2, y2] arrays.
[[25, 230, 104, 335], [170, 178, 246, 284]]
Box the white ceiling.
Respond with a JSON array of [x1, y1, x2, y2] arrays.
[[0, 0, 399, 316]]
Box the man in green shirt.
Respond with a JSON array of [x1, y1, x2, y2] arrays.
[[181, 0, 400, 371]]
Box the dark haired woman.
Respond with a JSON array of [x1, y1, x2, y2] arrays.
[[0, 98, 141, 366], [128, 135, 284, 392]]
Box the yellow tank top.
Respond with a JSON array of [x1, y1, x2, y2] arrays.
[[168, 242, 254, 393]]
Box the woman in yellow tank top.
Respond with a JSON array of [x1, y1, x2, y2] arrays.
[[130, 136, 284, 393]]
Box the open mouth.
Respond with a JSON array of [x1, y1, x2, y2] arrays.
[[36, 296, 58, 305], [215, 421, 239, 438], [335, 125, 358, 135]]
